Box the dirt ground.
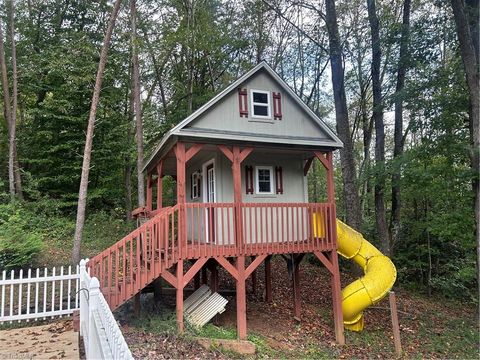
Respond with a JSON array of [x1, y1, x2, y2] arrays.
[[0, 320, 79, 359], [121, 256, 479, 359]]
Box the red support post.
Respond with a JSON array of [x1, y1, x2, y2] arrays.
[[232, 147, 243, 250], [174, 142, 186, 335], [134, 293, 141, 315], [251, 269, 257, 295], [201, 266, 208, 285], [210, 262, 219, 293], [236, 256, 247, 340], [326, 152, 335, 203], [175, 142, 186, 259], [293, 261, 301, 320], [330, 251, 345, 345], [326, 151, 344, 344], [194, 272, 200, 290], [176, 260, 184, 333], [265, 256, 272, 303]]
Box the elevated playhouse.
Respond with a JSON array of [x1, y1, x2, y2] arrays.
[[88, 62, 396, 344]]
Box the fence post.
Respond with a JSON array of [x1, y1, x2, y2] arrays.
[[79, 259, 88, 337], [87, 277, 100, 359]]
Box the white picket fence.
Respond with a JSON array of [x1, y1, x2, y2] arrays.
[[79, 259, 133, 360], [0, 265, 80, 323], [0, 261, 133, 360]]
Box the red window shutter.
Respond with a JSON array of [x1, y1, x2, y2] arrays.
[[245, 165, 254, 194], [275, 166, 283, 194], [273, 92, 282, 120], [238, 88, 248, 117]]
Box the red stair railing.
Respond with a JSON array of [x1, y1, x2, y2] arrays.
[[88, 205, 179, 310]]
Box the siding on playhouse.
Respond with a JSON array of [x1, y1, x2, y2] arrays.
[[185, 70, 331, 143], [143, 62, 342, 173], [184, 151, 308, 245], [186, 151, 307, 204]]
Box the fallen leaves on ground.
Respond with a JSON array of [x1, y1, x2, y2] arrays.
[[120, 257, 478, 359]]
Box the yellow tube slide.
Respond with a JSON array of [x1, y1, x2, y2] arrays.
[[335, 219, 397, 331]]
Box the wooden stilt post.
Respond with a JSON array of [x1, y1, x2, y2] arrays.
[[251, 270, 257, 295], [153, 278, 162, 305], [134, 293, 141, 315], [293, 260, 301, 320], [175, 142, 186, 334], [176, 260, 184, 333], [250, 256, 257, 295], [236, 256, 247, 340], [389, 291, 402, 355], [194, 272, 201, 290], [317, 151, 345, 345], [210, 262, 219, 293], [217, 145, 252, 339], [201, 266, 208, 285], [265, 256, 272, 303], [330, 251, 345, 345]]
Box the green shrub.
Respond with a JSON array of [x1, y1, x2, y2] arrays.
[[0, 204, 44, 270]]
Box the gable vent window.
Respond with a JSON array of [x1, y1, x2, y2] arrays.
[[255, 166, 274, 194], [250, 90, 271, 119]]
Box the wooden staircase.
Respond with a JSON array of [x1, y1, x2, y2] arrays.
[[88, 205, 180, 310]]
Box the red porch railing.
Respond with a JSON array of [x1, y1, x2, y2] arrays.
[[89, 202, 335, 310], [182, 202, 335, 258]]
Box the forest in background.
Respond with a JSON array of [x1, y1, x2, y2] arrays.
[[0, 0, 477, 304]]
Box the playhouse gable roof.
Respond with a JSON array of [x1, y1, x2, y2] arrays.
[[144, 62, 342, 172]]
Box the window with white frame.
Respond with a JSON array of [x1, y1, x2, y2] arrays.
[[250, 89, 271, 119], [255, 166, 274, 194], [191, 171, 201, 199]]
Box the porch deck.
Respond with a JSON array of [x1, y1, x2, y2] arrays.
[[88, 202, 337, 308]]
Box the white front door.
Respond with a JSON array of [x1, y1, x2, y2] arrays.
[[203, 160, 216, 243]]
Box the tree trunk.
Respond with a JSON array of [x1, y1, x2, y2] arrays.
[[451, 0, 479, 315], [325, 0, 362, 230], [8, 0, 23, 200], [71, 0, 123, 264], [0, 16, 15, 200], [367, 0, 389, 254], [125, 75, 134, 221], [130, 0, 145, 208], [390, 0, 411, 254]]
